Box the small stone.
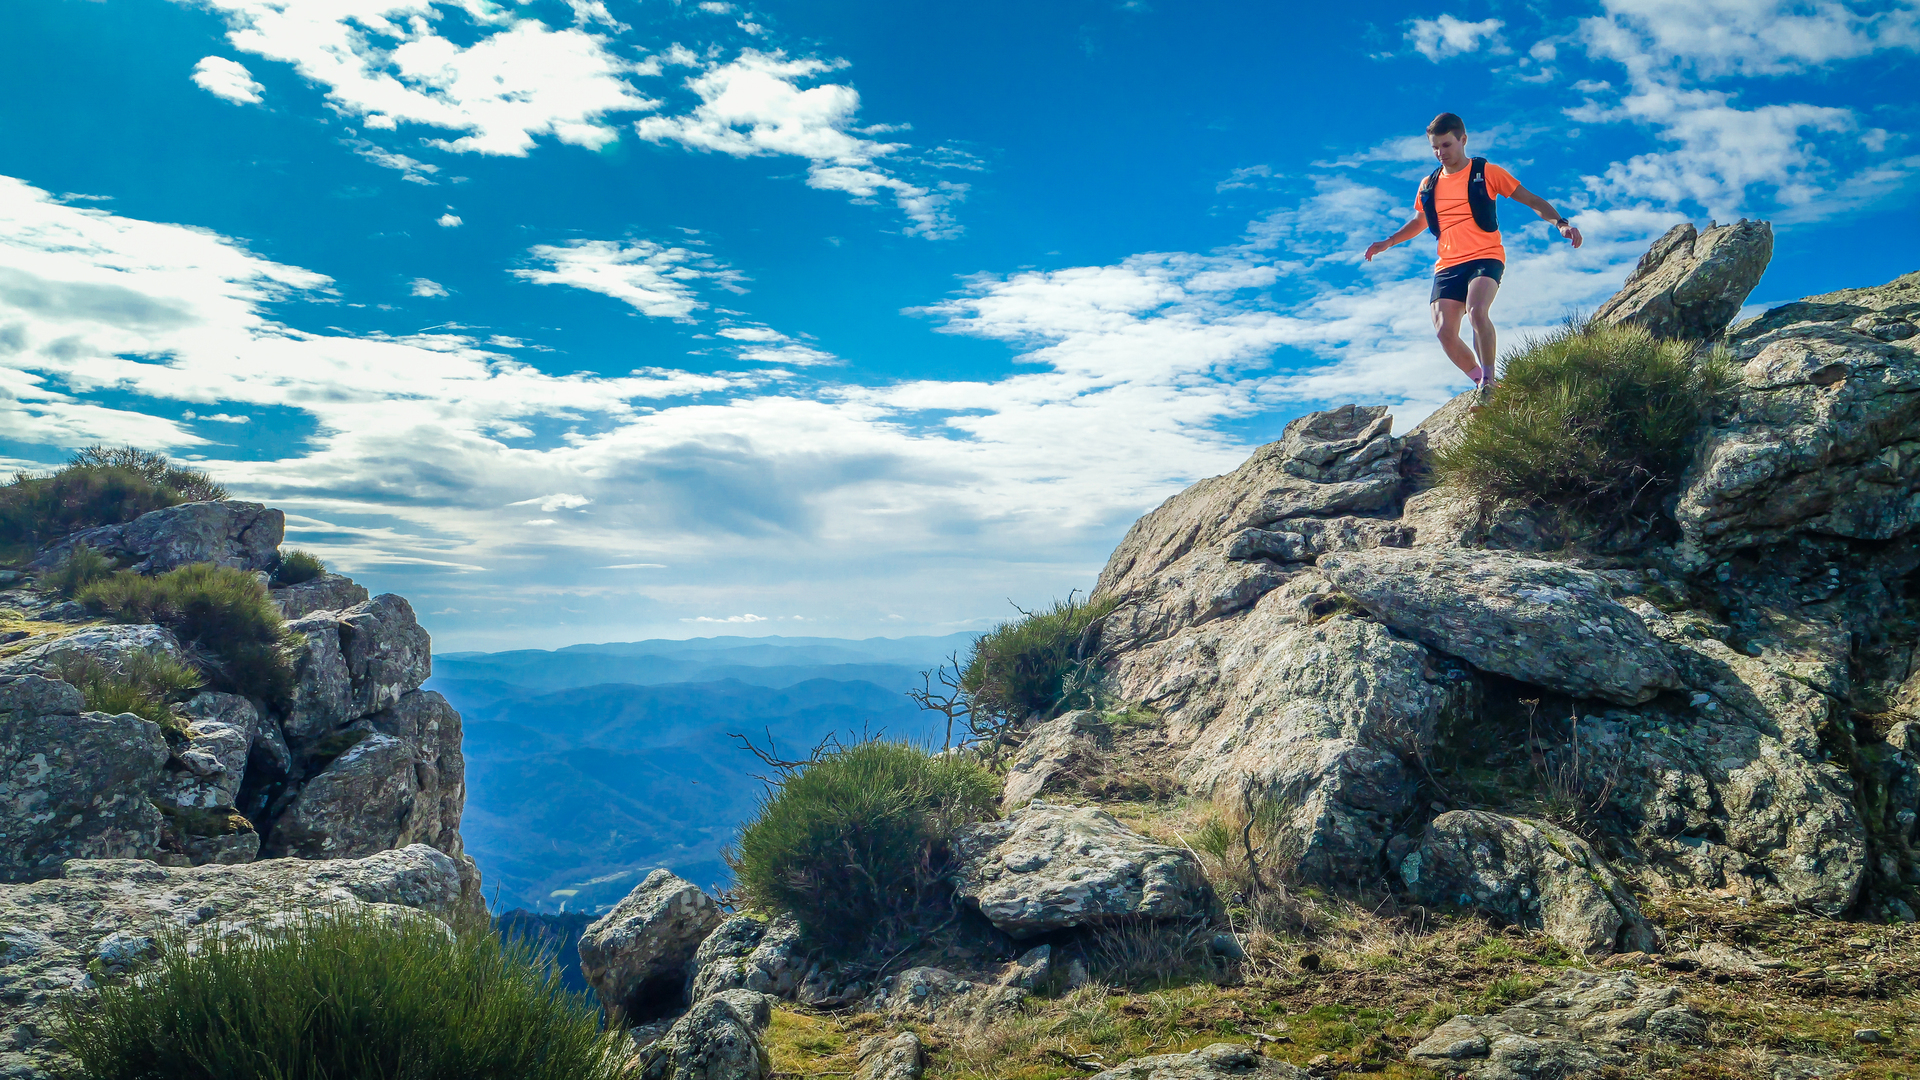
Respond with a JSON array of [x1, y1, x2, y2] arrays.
[[1854, 1029, 1883, 1044], [1297, 952, 1321, 972], [1209, 933, 1246, 960]]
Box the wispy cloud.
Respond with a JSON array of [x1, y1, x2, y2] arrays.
[[512, 239, 728, 320], [411, 278, 449, 297], [1405, 15, 1508, 61]]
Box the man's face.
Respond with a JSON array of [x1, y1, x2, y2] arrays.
[[1428, 132, 1467, 165]]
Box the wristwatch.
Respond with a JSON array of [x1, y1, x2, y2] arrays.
[[1555, 217, 1570, 228]]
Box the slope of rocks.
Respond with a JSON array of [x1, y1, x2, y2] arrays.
[[0, 500, 479, 1078]]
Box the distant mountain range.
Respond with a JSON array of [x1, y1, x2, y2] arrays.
[[429, 633, 977, 914]]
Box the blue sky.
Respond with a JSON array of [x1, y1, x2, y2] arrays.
[[3, 0, 1916, 649]]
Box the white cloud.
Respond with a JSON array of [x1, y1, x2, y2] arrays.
[[600, 562, 666, 568], [512, 493, 593, 511], [524, 518, 558, 526], [716, 326, 785, 342], [635, 50, 964, 237], [411, 277, 449, 297], [196, 0, 662, 155], [183, 410, 251, 423], [437, 213, 463, 228], [191, 56, 265, 104], [512, 240, 723, 320], [1406, 15, 1508, 61], [1584, 0, 1920, 79], [685, 613, 768, 623]]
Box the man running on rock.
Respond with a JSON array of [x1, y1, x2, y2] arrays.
[[1364, 112, 1582, 396]]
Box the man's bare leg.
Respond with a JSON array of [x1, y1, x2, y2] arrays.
[[1465, 275, 1500, 384], [1430, 298, 1480, 381]]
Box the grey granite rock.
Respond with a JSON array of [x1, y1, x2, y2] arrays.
[[339, 594, 432, 717], [1087, 1043, 1311, 1079], [1001, 709, 1109, 811], [689, 914, 806, 1001], [855, 1031, 924, 1080], [581, 869, 724, 1023], [1401, 812, 1656, 956], [636, 989, 772, 1080], [950, 801, 1212, 936], [1408, 970, 1705, 1079], [0, 623, 188, 679], [0, 845, 464, 1080], [272, 571, 371, 620], [1593, 219, 1773, 341], [33, 500, 284, 574], [0, 676, 169, 882], [1316, 548, 1681, 705]]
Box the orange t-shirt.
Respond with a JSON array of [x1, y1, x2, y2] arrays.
[[1416, 161, 1520, 270]]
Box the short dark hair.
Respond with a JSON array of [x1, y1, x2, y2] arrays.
[[1426, 112, 1467, 138]]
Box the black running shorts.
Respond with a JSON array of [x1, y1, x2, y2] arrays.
[[1430, 257, 1505, 304]]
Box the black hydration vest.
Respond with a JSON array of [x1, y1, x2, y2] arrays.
[[1421, 157, 1499, 238]]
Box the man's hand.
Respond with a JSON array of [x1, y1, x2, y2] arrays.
[[1559, 221, 1583, 249], [1364, 240, 1392, 262]]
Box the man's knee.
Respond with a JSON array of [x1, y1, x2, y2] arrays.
[[1467, 304, 1495, 326]]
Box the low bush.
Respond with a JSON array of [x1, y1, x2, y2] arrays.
[[79, 563, 294, 702], [52, 650, 202, 734], [38, 544, 116, 597], [961, 593, 1120, 729], [0, 447, 226, 563], [1435, 321, 1733, 535], [55, 906, 627, 1080], [275, 548, 326, 586], [730, 741, 998, 957]]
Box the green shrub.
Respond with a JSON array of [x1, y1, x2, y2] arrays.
[[55, 907, 627, 1080], [961, 593, 1120, 727], [52, 650, 202, 735], [0, 447, 226, 563], [730, 741, 999, 956], [1436, 321, 1733, 534], [38, 544, 116, 597], [66, 445, 228, 502], [275, 548, 326, 585], [79, 563, 294, 703]]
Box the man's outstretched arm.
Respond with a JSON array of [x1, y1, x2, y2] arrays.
[[1365, 215, 1427, 261], [1509, 185, 1583, 248]]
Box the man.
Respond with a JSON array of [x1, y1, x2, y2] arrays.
[[1364, 113, 1582, 395]]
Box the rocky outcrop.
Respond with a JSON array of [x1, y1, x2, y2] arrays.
[[1673, 269, 1920, 562], [1087, 240, 1920, 938], [0, 675, 169, 881], [1592, 220, 1773, 341], [636, 989, 773, 1080], [1087, 1044, 1311, 1080], [0, 845, 465, 1080], [950, 801, 1213, 936], [581, 869, 725, 1023], [0, 623, 188, 678], [1407, 970, 1705, 1079], [30, 499, 284, 574], [1400, 812, 1656, 955]]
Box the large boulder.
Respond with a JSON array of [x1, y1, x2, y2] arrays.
[[949, 801, 1213, 936], [689, 914, 806, 1001], [0, 675, 168, 882], [580, 869, 725, 1023], [0, 844, 465, 1080], [1672, 270, 1920, 562], [1315, 548, 1682, 706], [855, 1031, 924, 1080], [1087, 1044, 1311, 1080], [151, 692, 264, 866], [1400, 812, 1655, 956], [1408, 970, 1705, 1079], [264, 690, 466, 861], [272, 571, 371, 620], [636, 989, 773, 1080], [282, 594, 431, 753], [0, 623, 188, 679], [1592, 219, 1773, 341], [32, 500, 284, 574]]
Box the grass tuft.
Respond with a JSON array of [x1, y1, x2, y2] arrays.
[[274, 548, 327, 586], [52, 649, 202, 735], [961, 593, 1120, 729], [38, 544, 116, 598], [54, 906, 627, 1080], [730, 740, 998, 957], [1436, 320, 1733, 534], [79, 563, 295, 703]]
